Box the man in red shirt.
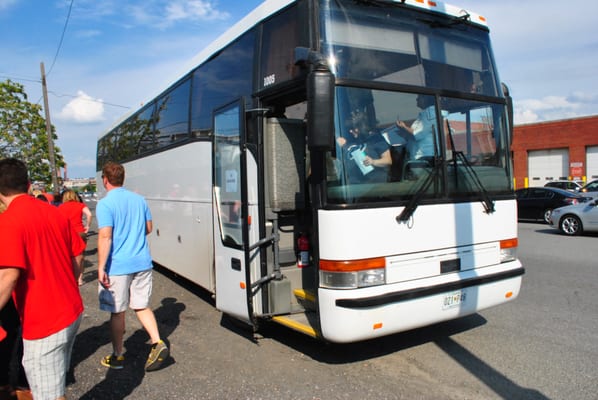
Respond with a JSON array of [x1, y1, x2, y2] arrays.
[[0, 158, 85, 400]]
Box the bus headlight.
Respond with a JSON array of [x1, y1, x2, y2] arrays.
[[319, 258, 386, 289]]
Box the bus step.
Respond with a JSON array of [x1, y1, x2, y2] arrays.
[[271, 311, 320, 339], [293, 288, 316, 311]]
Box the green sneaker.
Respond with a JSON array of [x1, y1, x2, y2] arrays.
[[101, 354, 125, 369], [145, 340, 169, 372]]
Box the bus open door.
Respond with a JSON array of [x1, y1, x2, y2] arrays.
[[213, 101, 255, 326]]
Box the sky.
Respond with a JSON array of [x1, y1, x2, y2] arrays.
[[1, 0, 597, 179]]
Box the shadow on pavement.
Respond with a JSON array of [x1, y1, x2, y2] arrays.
[[70, 297, 185, 399]]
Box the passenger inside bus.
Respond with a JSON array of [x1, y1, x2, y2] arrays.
[[396, 95, 440, 161]]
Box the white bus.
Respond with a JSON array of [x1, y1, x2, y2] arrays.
[[97, 0, 524, 343]]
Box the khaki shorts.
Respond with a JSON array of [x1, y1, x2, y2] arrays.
[[98, 269, 153, 313]]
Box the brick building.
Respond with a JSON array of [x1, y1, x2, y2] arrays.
[[511, 115, 598, 189]]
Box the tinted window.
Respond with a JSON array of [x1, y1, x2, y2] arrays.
[[529, 188, 548, 198], [191, 31, 255, 137], [259, 3, 308, 89], [97, 103, 156, 167], [155, 78, 191, 146]]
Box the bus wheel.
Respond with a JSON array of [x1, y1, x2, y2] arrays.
[[560, 215, 582, 236]]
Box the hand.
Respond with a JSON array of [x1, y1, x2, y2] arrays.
[[363, 156, 374, 167], [98, 268, 111, 288]]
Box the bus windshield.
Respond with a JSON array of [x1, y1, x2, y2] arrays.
[[320, 0, 512, 205]]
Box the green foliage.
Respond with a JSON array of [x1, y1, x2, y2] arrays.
[[82, 183, 96, 192], [0, 79, 64, 183]]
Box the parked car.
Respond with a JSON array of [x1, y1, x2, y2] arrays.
[[515, 187, 590, 223], [549, 199, 598, 235], [544, 180, 584, 192], [579, 179, 598, 197]]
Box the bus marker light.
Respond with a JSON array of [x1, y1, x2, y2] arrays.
[[500, 238, 518, 249], [240, 282, 246, 289], [373, 322, 383, 330], [505, 291, 513, 299]]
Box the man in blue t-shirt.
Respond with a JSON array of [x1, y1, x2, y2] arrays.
[[96, 161, 169, 372]]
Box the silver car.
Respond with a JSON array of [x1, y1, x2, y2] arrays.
[[544, 180, 584, 192], [549, 199, 598, 236]]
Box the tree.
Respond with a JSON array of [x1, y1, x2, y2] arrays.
[[0, 79, 64, 184]]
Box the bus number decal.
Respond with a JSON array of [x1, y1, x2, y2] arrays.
[[263, 74, 276, 87]]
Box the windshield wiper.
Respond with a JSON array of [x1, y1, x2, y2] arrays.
[[396, 158, 442, 223], [418, 11, 472, 29], [446, 119, 495, 214], [452, 151, 495, 213]]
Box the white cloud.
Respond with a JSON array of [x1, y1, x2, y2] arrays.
[[126, 0, 229, 29], [166, 1, 229, 23], [514, 108, 539, 125], [57, 91, 105, 124], [513, 92, 598, 125]]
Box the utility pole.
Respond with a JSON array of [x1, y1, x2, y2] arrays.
[[40, 62, 60, 193]]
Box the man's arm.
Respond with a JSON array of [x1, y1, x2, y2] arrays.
[[82, 206, 93, 233], [0, 267, 20, 311], [146, 220, 153, 235], [97, 226, 113, 287]]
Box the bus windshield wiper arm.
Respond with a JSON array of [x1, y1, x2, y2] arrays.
[[452, 151, 495, 214], [418, 12, 471, 28], [445, 119, 495, 214], [396, 159, 442, 223]]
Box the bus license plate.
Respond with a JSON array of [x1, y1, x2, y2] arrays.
[[442, 290, 467, 310]]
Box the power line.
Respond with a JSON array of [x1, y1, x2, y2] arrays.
[[0, 74, 41, 84], [48, 90, 131, 109], [47, 0, 74, 77]]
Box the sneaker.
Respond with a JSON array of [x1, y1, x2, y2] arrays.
[[145, 340, 169, 372], [101, 354, 125, 369]]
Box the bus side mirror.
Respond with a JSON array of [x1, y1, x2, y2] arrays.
[[307, 67, 335, 151]]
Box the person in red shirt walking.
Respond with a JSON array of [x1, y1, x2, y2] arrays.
[[59, 189, 92, 285], [0, 158, 85, 400]]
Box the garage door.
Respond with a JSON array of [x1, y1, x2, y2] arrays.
[[587, 146, 598, 180], [528, 149, 568, 187]]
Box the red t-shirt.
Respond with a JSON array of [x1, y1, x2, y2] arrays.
[[0, 195, 85, 340], [59, 201, 87, 233]]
